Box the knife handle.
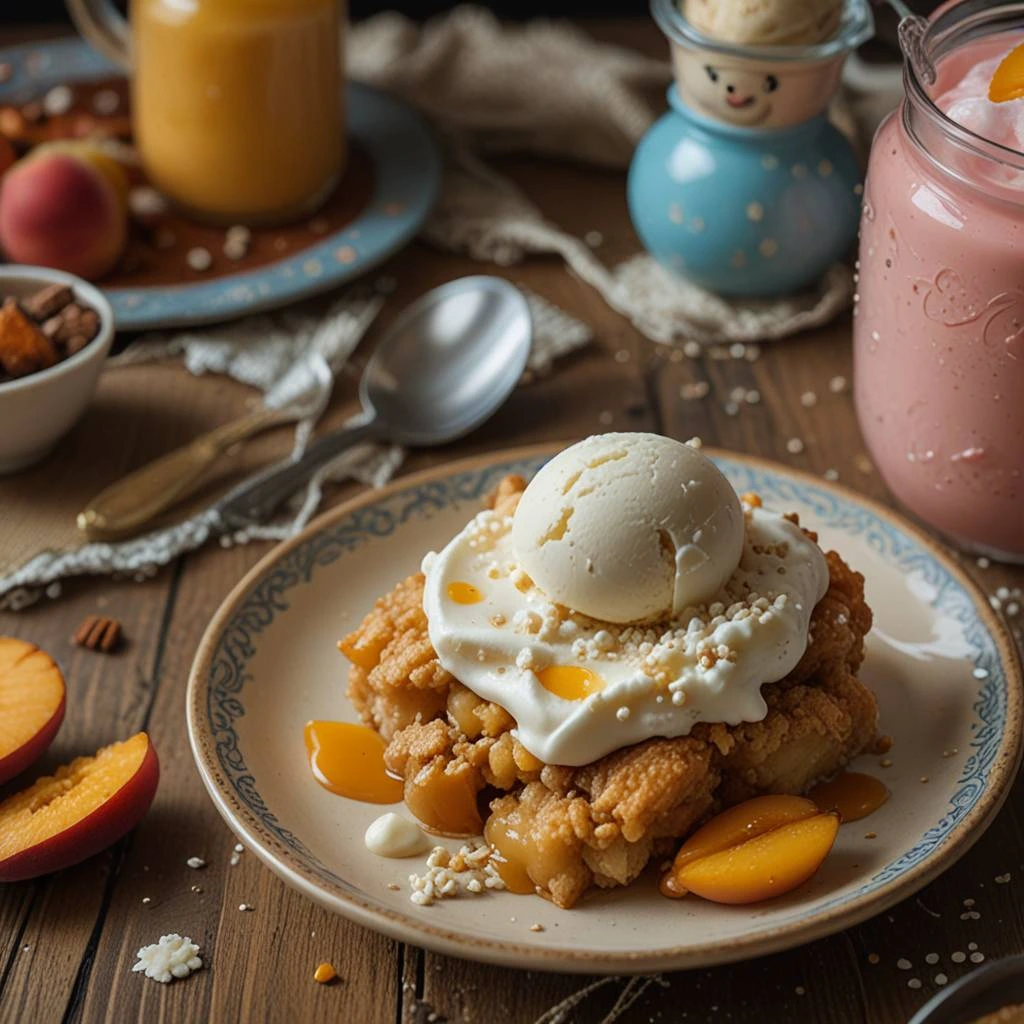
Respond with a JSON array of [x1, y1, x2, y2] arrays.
[[77, 407, 287, 540]]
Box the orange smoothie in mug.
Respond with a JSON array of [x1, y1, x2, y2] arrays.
[[69, 0, 344, 224]]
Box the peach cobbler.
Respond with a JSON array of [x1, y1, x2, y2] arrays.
[[340, 434, 877, 908]]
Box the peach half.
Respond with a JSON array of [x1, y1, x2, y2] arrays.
[[0, 637, 66, 785], [0, 142, 128, 281], [0, 732, 159, 882], [663, 795, 839, 905]]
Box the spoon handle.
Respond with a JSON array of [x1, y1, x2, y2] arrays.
[[77, 406, 291, 540], [214, 417, 382, 531]]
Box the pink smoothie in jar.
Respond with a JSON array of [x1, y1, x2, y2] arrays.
[[854, 1, 1024, 561]]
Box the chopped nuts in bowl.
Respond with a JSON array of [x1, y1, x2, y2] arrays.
[[0, 265, 114, 473]]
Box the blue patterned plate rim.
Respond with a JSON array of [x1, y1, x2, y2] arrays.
[[187, 443, 1023, 973], [0, 37, 442, 332]]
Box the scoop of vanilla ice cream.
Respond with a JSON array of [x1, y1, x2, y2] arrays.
[[510, 433, 744, 624], [683, 0, 842, 46]]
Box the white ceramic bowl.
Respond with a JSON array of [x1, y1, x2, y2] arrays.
[[0, 266, 115, 473]]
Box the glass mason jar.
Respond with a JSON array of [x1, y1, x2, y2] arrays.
[[68, 0, 345, 226], [854, 0, 1024, 561]]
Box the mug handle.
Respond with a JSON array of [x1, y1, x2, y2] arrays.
[[66, 0, 131, 71]]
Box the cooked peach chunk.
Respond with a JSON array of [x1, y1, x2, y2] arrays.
[[404, 759, 483, 837], [665, 794, 838, 905], [338, 631, 387, 671], [0, 732, 159, 881], [0, 637, 66, 785]]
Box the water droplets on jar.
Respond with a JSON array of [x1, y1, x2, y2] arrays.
[[950, 446, 986, 463]]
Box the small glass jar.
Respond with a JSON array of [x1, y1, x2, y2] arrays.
[[854, 1, 1024, 561], [69, 0, 345, 226]]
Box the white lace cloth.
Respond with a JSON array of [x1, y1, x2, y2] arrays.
[[0, 288, 590, 608], [350, 6, 855, 345]]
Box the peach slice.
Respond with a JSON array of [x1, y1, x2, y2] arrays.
[[665, 795, 839, 905], [0, 637, 66, 785], [990, 42, 1024, 103], [0, 732, 159, 882]]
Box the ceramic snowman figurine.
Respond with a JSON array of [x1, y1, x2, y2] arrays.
[[628, 0, 873, 296]]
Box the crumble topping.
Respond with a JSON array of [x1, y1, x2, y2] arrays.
[[408, 842, 507, 906], [132, 934, 202, 983], [465, 510, 513, 552]]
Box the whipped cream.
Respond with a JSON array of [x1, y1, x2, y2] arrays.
[[364, 813, 430, 858], [422, 501, 829, 767]]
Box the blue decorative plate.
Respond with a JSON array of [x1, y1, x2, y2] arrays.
[[187, 446, 1022, 973], [0, 38, 441, 331]]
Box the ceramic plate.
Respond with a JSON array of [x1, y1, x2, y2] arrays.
[[0, 38, 441, 331], [187, 446, 1023, 973]]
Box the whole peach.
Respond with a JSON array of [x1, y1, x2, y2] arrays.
[[29, 140, 129, 207], [0, 149, 127, 280]]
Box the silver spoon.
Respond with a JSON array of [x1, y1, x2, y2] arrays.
[[213, 276, 532, 532]]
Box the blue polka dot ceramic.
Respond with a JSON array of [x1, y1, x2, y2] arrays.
[[631, 0, 872, 297], [628, 88, 862, 296]]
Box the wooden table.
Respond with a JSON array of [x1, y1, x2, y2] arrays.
[[2, 19, 1023, 1024]]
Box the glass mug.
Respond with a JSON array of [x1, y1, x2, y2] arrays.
[[854, 0, 1024, 562], [67, 0, 345, 225]]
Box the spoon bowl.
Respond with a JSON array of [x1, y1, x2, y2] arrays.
[[215, 276, 533, 529], [361, 276, 532, 445]]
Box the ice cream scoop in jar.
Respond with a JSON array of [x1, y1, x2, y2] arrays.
[[628, 0, 873, 296]]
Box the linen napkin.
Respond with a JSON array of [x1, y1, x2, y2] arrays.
[[349, 5, 858, 345]]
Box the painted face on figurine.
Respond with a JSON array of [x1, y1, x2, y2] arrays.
[[672, 47, 843, 129], [679, 59, 779, 126]]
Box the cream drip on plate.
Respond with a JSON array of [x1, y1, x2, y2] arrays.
[[422, 483, 828, 767], [364, 813, 430, 858]]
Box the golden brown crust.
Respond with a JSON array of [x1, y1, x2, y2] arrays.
[[341, 573, 452, 739], [340, 475, 877, 908]]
